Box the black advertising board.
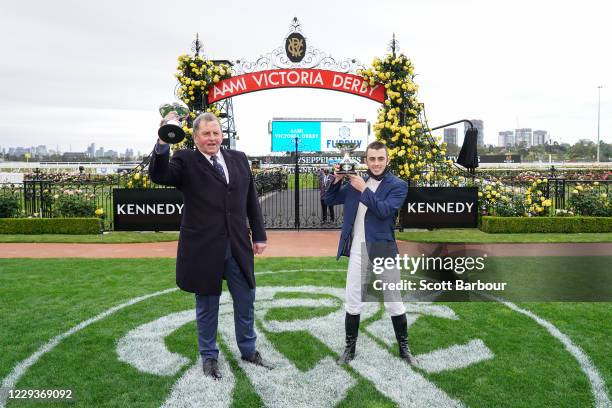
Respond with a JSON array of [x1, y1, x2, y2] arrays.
[[400, 187, 478, 229], [113, 188, 183, 231]]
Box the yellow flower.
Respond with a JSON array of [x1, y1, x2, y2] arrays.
[[95, 208, 104, 216], [572, 189, 579, 194], [133, 173, 141, 180], [478, 192, 483, 197]]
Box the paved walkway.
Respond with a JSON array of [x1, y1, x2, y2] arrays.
[[0, 231, 340, 258], [1, 231, 610, 258]]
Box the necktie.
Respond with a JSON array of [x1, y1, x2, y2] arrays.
[[211, 155, 226, 182]]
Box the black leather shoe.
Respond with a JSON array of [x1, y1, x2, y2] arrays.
[[391, 314, 417, 366], [338, 313, 360, 365], [242, 351, 274, 369], [202, 358, 222, 379]]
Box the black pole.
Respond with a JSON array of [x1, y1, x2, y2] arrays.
[[294, 136, 300, 230], [430, 119, 474, 132]]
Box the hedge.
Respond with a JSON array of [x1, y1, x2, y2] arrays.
[[0, 218, 101, 234], [480, 216, 612, 233]]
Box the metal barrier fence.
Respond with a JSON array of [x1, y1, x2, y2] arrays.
[[1, 167, 609, 231]]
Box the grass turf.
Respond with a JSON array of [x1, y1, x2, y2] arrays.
[[2, 228, 612, 244], [0, 257, 610, 407], [0, 231, 180, 243]]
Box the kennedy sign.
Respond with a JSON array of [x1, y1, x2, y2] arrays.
[[113, 188, 183, 231], [400, 187, 478, 229], [207, 69, 385, 103]]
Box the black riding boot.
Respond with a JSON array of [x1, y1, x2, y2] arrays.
[[391, 314, 416, 365], [338, 312, 360, 364]]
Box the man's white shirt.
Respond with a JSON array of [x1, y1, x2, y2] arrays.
[[352, 177, 382, 244]]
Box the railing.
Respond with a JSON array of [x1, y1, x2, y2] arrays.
[[2, 165, 609, 231]]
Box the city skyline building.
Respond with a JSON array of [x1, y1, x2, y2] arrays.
[[498, 130, 514, 147], [443, 128, 458, 145], [533, 130, 550, 146], [515, 128, 533, 147]]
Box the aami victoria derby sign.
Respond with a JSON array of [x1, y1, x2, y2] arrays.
[[400, 187, 479, 229], [113, 188, 183, 231], [207, 69, 385, 104]]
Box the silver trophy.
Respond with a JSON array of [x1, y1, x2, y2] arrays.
[[158, 102, 190, 144], [335, 141, 358, 174]]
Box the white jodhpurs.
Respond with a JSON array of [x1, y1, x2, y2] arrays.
[[345, 240, 406, 317]]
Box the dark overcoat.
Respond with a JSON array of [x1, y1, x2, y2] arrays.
[[149, 146, 266, 295]]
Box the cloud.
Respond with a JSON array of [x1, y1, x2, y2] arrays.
[[0, 0, 610, 155]]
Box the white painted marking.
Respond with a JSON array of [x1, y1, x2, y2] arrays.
[[0, 287, 178, 408], [117, 310, 194, 376], [404, 303, 460, 321], [219, 288, 356, 408], [364, 304, 493, 374], [2, 277, 610, 408], [160, 355, 235, 408], [350, 335, 465, 408], [502, 301, 612, 408], [257, 287, 464, 408], [416, 339, 494, 374]]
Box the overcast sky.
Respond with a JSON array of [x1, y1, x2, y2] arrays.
[[1, 0, 610, 156]]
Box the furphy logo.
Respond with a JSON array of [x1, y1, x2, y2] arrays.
[[325, 139, 362, 149]]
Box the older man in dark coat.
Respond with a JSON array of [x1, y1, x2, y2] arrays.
[[149, 112, 272, 379]]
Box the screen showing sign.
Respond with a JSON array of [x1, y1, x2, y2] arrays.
[[271, 121, 369, 152], [271, 121, 322, 152], [113, 188, 183, 231], [400, 187, 478, 229]]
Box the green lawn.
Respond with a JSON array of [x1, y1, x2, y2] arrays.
[[396, 228, 612, 243], [2, 228, 611, 244], [286, 173, 319, 189], [0, 231, 180, 243], [1, 257, 610, 408]]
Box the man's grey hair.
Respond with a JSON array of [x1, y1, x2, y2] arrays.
[[193, 112, 221, 134]]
